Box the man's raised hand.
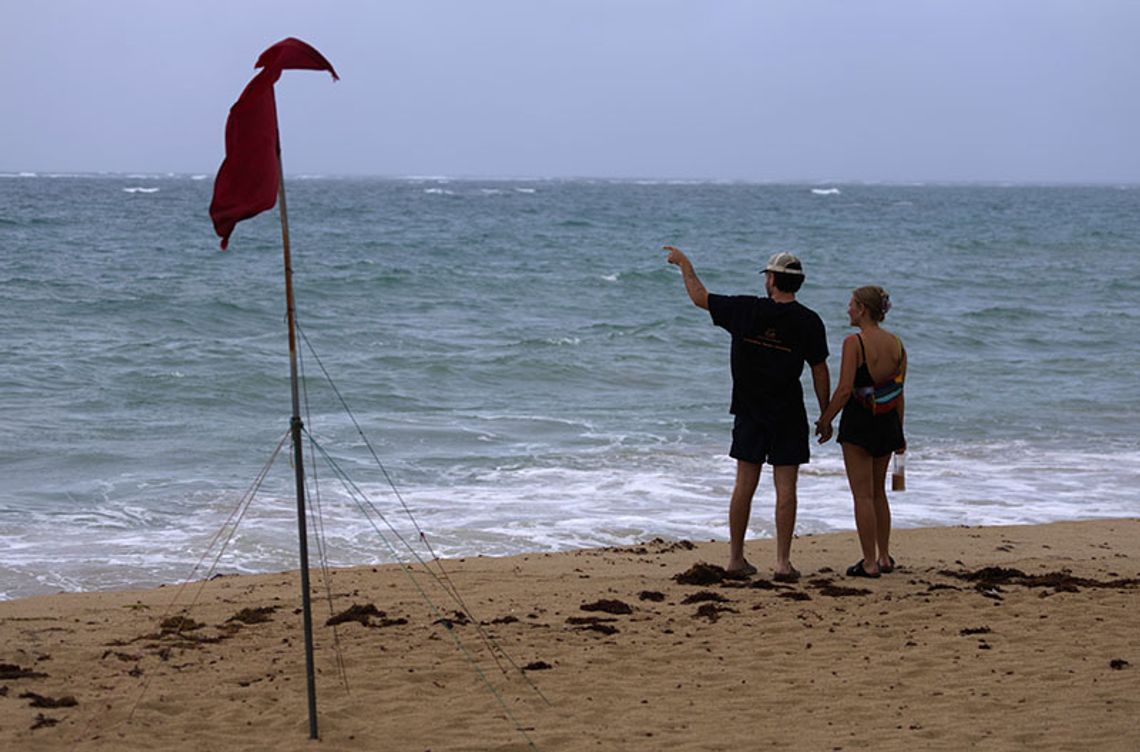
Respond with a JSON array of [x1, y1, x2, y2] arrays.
[[663, 245, 688, 267]]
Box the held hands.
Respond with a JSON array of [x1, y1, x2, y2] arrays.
[[814, 419, 833, 444]]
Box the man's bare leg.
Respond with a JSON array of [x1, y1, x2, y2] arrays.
[[772, 464, 799, 576], [727, 460, 761, 573]]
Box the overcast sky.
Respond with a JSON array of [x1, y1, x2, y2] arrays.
[[3, 1, 1138, 182]]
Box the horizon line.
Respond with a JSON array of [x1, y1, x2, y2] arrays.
[[2, 169, 1139, 188]]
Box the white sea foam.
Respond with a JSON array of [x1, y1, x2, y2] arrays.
[[423, 188, 455, 195], [191, 175, 208, 181], [123, 187, 160, 194], [2, 441, 1137, 600], [811, 188, 841, 195], [602, 273, 619, 282], [514, 188, 537, 194]]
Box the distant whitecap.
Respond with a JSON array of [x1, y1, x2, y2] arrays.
[[123, 187, 160, 194], [190, 175, 208, 181], [514, 188, 537, 194], [424, 188, 455, 195], [602, 273, 619, 282], [811, 188, 841, 195]]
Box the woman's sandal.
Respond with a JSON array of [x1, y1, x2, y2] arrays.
[[846, 560, 881, 578], [880, 556, 897, 574]]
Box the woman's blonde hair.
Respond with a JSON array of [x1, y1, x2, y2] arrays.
[[853, 285, 891, 322]]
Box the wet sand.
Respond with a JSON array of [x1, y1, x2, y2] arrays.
[[2, 519, 1138, 751]]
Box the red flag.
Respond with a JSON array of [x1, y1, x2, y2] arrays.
[[209, 38, 338, 250]]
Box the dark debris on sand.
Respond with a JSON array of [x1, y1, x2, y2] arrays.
[[807, 579, 872, 598], [780, 591, 812, 601], [580, 599, 633, 615], [639, 590, 666, 602], [693, 603, 738, 622], [674, 563, 729, 586], [748, 579, 790, 591], [613, 538, 697, 556], [432, 611, 470, 629], [568, 618, 619, 636], [960, 626, 992, 636], [0, 664, 48, 680], [940, 567, 1140, 593], [681, 591, 731, 605], [325, 603, 411, 629], [523, 661, 553, 671], [1109, 659, 1130, 670], [227, 606, 278, 625], [160, 616, 205, 634], [375, 616, 409, 628], [31, 713, 59, 730], [20, 692, 78, 709], [326, 603, 384, 627], [101, 650, 141, 662], [566, 616, 620, 635]]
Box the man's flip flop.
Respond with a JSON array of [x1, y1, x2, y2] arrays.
[[846, 560, 881, 578], [725, 563, 758, 579], [772, 567, 800, 583]]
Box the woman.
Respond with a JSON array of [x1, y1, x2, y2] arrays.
[[817, 286, 906, 578]]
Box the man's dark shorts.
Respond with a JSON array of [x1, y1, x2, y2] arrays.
[[729, 413, 810, 466]]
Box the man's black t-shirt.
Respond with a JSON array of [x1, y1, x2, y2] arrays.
[[707, 294, 829, 424]]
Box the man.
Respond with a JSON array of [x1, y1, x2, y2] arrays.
[[664, 245, 830, 581]]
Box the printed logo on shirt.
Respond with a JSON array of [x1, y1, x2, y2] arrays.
[[743, 328, 792, 353]]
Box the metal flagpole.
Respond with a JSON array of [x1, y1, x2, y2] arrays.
[[276, 152, 320, 740]]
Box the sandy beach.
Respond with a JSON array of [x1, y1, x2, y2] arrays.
[[2, 519, 1138, 751]]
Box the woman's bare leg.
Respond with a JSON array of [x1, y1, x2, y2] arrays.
[[842, 443, 880, 574], [871, 453, 892, 568]]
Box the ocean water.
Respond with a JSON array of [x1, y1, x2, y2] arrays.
[[2, 174, 1138, 600]]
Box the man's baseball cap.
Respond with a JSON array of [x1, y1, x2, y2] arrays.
[[763, 252, 804, 276]]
